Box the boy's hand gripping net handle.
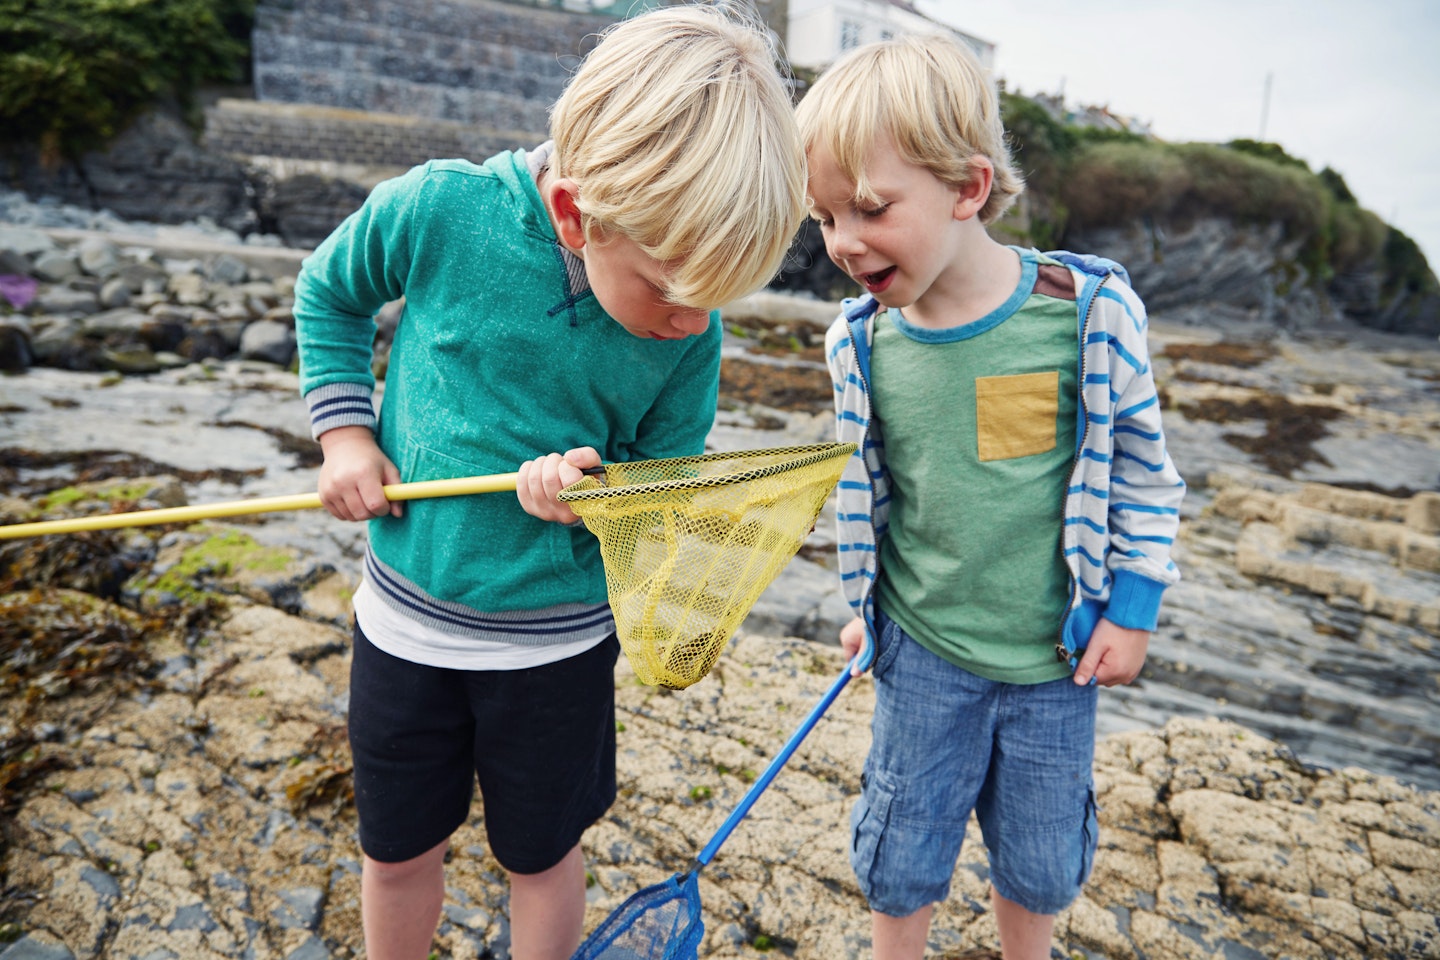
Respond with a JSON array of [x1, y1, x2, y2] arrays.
[[0, 469, 605, 540]]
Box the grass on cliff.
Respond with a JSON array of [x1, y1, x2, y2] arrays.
[[1000, 93, 1435, 301]]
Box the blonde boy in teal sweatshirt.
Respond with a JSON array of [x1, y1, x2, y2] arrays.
[[293, 7, 806, 958]]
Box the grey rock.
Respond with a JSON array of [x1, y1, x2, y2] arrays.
[[31, 250, 79, 283], [207, 253, 249, 286], [81, 307, 152, 338], [146, 302, 195, 324], [168, 902, 218, 933], [0, 225, 58, 258], [100, 346, 162, 374], [0, 319, 33, 371], [162, 256, 204, 276], [261, 304, 295, 325], [167, 272, 208, 306], [0, 248, 31, 275], [28, 316, 84, 364], [0, 936, 76, 960], [210, 870, 252, 908], [6, 110, 255, 234], [76, 237, 122, 278], [117, 260, 169, 294], [1070, 216, 1438, 337], [274, 887, 324, 931], [283, 936, 331, 960], [177, 323, 234, 362], [443, 905, 492, 930], [78, 865, 121, 907], [214, 300, 255, 322], [98, 277, 132, 309], [136, 317, 188, 354], [239, 318, 296, 366], [31, 287, 99, 316], [235, 280, 281, 304], [254, 809, 296, 850]]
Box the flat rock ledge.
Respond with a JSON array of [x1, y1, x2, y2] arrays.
[[2, 588, 1437, 960]]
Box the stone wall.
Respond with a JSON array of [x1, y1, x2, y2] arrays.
[[251, 0, 614, 134], [203, 99, 530, 171]]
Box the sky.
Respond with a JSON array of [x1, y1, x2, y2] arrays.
[[912, 0, 1440, 269]]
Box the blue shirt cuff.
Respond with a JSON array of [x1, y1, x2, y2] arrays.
[[1103, 568, 1168, 631]]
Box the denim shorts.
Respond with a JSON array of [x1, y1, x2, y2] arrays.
[[851, 611, 1099, 917], [348, 623, 620, 873]]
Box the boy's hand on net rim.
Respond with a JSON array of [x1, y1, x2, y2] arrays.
[[517, 446, 602, 524], [317, 425, 404, 521]]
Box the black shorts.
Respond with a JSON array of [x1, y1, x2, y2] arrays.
[[347, 622, 619, 873]]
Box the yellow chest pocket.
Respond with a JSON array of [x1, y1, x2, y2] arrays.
[[975, 371, 1060, 462]]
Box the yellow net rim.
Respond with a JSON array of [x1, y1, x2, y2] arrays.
[[556, 442, 857, 503]]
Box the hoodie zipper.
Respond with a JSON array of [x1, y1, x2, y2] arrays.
[[848, 309, 883, 643], [1056, 272, 1106, 664]]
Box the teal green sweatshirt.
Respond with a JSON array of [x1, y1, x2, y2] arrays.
[[294, 149, 721, 625]]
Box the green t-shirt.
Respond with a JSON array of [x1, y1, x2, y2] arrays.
[[873, 252, 1079, 683]]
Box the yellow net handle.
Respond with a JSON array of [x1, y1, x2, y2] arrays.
[[0, 472, 529, 540]]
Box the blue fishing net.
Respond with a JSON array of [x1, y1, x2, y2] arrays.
[[571, 644, 870, 960], [571, 871, 704, 960]]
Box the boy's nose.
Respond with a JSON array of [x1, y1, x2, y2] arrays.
[[828, 222, 866, 258], [670, 308, 710, 336]]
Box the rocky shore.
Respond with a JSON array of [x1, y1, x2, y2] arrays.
[[0, 219, 307, 377], [1, 213, 1439, 959], [2, 580, 1438, 960]]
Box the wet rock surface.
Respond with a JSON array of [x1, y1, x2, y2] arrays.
[[0, 583, 1436, 960], [1, 219, 1439, 957]]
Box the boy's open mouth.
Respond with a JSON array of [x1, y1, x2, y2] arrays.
[[860, 266, 896, 289]]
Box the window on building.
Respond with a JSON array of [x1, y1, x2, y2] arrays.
[[840, 19, 862, 50]]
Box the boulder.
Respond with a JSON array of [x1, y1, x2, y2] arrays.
[[4, 110, 256, 235], [0, 317, 33, 371], [239, 318, 297, 367]]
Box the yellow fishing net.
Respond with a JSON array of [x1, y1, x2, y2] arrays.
[[558, 443, 856, 689]]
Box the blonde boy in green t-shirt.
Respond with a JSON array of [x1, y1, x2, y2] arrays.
[[798, 34, 1185, 960]]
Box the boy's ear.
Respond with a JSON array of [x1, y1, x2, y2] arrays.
[[546, 177, 588, 253], [953, 155, 995, 222]]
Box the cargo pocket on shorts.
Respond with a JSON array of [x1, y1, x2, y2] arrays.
[[975, 371, 1060, 462], [1077, 784, 1099, 887], [850, 767, 898, 901]]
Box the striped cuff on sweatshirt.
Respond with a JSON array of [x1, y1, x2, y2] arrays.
[[305, 382, 377, 439]]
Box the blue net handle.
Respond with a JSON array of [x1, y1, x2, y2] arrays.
[[570, 636, 874, 960], [695, 634, 876, 866]]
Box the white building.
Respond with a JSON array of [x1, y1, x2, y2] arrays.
[[786, 0, 994, 72]]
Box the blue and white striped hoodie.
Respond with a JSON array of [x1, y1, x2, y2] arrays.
[[824, 249, 1186, 669]]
